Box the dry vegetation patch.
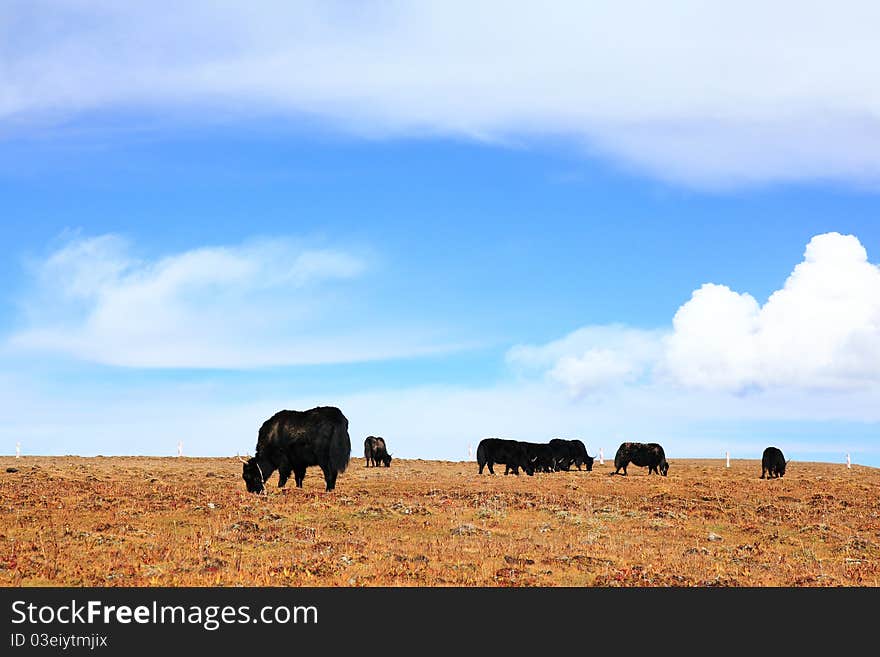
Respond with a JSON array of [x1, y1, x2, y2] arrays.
[[1, 456, 878, 586]]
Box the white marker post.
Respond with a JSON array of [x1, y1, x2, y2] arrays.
[[846, 453, 852, 469], [726, 451, 730, 468], [598, 448, 604, 465], [15, 442, 21, 459], [177, 441, 183, 458], [468, 444, 474, 461]]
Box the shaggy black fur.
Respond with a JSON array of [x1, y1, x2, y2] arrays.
[[613, 442, 669, 476], [242, 406, 351, 493]]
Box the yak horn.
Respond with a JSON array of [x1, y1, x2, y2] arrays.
[[236, 453, 249, 463]]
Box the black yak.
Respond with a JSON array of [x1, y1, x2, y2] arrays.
[[571, 439, 595, 471], [761, 446, 787, 479], [241, 406, 351, 493], [476, 438, 535, 476], [521, 441, 557, 473], [613, 442, 669, 476], [549, 438, 594, 472], [364, 436, 392, 467]]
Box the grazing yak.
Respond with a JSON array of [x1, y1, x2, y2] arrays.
[[241, 406, 351, 493], [521, 441, 557, 473], [476, 438, 535, 476], [761, 446, 787, 479], [364, 436, 393, 467], [549, 438, 594, 472], [613, 442, 669, 476]]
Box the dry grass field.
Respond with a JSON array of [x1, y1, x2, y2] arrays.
[[1, 455, 878, 587]]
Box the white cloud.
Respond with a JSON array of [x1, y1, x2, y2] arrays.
[[663, 232, 880, 390], [662, 283, 762, 390], [6, 233, 456, 368], [507, 325, 664, 396], [4, 2, 880, 186], [511, 232, 880, 394]]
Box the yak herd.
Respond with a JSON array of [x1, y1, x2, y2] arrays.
[[476, 439, 671, 477], [240, 405, 788, 493]]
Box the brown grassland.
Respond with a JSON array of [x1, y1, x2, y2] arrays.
[[1, 455, 878, 587]]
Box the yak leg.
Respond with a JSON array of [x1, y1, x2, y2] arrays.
[[276, 456, 292, 488], [321, 464, 338, 491], [293, 465, 307, 488], [487, 462, 495, 474]]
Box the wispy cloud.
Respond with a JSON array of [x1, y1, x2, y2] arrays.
[[507, 325, 665, 396], [3, 2, 880, 187], [6, 232, 457, 368]]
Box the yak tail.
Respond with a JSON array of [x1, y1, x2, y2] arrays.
[[330, 420, 351, 474]]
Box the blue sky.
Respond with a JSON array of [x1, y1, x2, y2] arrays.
[[3, 3, 880, 466]]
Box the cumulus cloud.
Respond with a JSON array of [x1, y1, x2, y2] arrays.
[[662, 284, 762, 390], [3, 2, 880, 186], [6, 233, 455, 368], [664, 232, 880, 390], [511, 232, 880, 394]]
